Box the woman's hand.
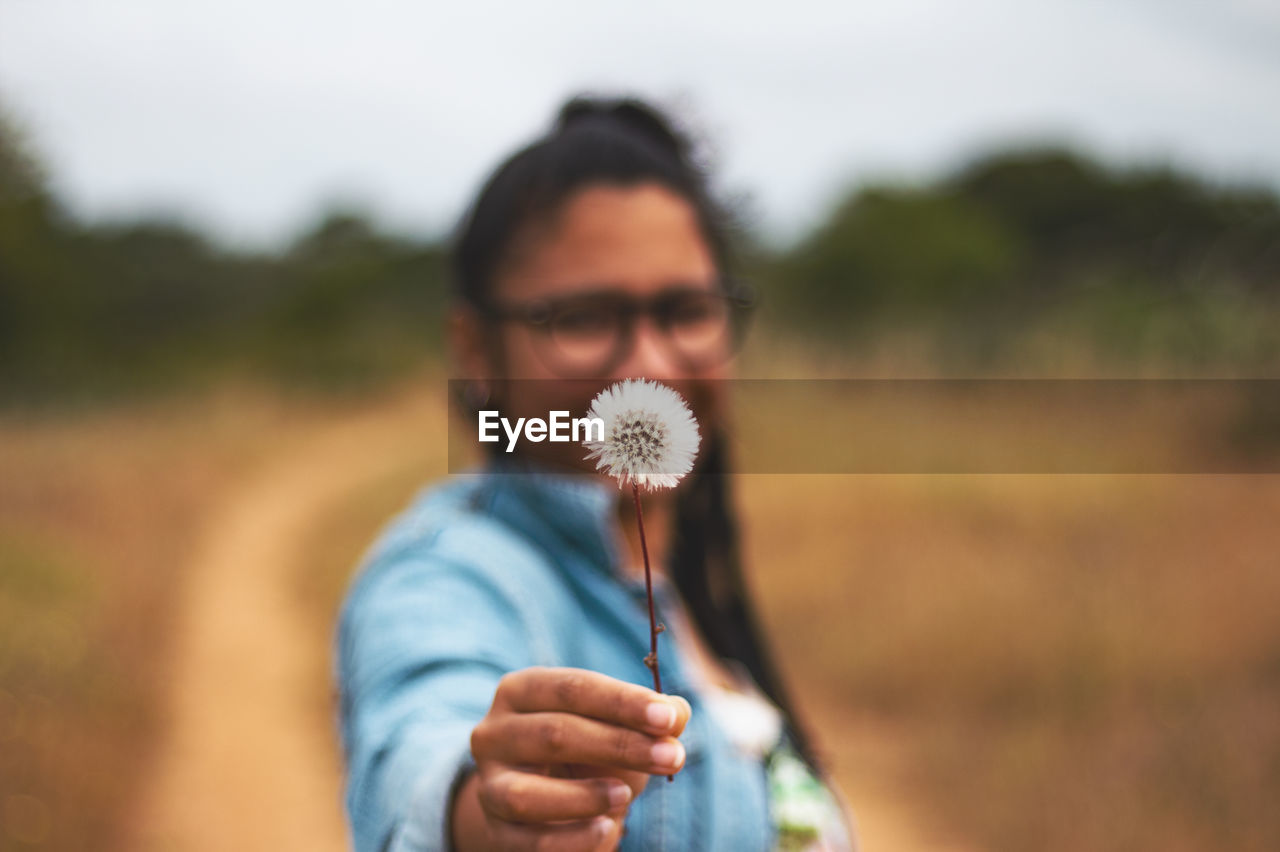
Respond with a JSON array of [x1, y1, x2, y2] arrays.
[[450, 666, 692, 851]]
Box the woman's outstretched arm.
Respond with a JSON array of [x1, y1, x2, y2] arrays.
[[336, 541, 690, 852], [336, 547, 529, 852]]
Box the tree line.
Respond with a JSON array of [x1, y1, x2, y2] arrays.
[[2, 110, 1278, 404]]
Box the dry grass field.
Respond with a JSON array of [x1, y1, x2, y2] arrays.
[[1, 369, 1277, 850], [743, 474, 1280, 851], [0, 389, 288, 850]]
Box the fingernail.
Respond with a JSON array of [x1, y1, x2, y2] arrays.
[[650, 740, 684, 770], [645, 701, 676, 729], [593, 815, 615, 839], [606, 781, 632, 808]]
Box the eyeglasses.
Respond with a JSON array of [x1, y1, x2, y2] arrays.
[[480, 283, 755, 378]]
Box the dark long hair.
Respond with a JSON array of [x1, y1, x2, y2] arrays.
[[451, 95, 821, 771]]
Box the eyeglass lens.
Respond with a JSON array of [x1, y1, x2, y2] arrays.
[[543, 290, 734, 375]]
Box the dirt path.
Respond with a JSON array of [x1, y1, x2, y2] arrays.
[[129, 395, 436, 852]]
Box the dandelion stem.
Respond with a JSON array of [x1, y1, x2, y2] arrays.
[[632, 481, 674, 783], [632, 482, 662, 694]]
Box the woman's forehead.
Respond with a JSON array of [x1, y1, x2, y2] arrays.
[[496, 183, 718, 301]]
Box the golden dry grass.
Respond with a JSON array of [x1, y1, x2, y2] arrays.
[[741, 473, 1280, 851], [0, 388, 301, 850], [2, 372, 1277, 851]]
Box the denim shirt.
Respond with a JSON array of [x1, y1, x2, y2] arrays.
[[335, 461, 798, 852]]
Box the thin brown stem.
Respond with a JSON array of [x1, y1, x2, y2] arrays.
[[632, 482, 662, 693], [632, 482, 674, 783]]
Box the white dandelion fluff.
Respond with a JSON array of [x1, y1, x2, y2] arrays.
[[582, 378, 701, 491]]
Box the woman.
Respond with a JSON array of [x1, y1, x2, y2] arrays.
[[336, 95, 856, 851]]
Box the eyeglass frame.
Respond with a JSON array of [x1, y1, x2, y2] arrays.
[[474, 280, 757, 378]]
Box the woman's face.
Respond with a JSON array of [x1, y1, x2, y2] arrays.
[[461, 181, 734, 474]]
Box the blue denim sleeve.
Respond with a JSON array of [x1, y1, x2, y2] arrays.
[[336, 533, 537, 852]]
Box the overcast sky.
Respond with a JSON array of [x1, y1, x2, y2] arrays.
[[2, 0, 1279, 249]]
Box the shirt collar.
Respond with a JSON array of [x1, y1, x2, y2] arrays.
[[475, 454, 626, 580]]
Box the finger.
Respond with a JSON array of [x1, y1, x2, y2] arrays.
[[478, 767, 633, 823], [545, 764, 651, 804], [474, 711, 686, 775], [497, 667, 689, 735], [669, 694, 692, 737], [489, 814, 618, 852]]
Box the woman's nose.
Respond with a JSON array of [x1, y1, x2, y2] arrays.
[[613, 315, 682, 381]]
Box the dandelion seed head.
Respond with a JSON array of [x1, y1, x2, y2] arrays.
[[582, 378, 700, 491]]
